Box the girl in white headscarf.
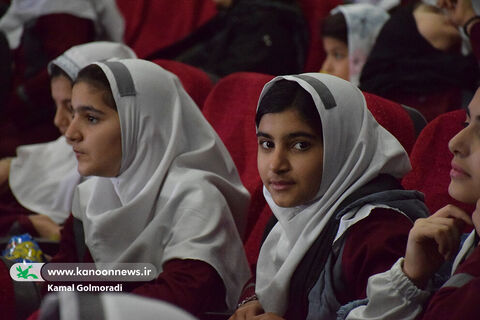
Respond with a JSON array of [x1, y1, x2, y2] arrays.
[[0, 42, 136, 239], [320, 3, 389, 87], [58, 58, 250, 316], [229, 73, 428, 320]]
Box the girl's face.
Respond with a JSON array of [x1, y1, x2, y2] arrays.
[[51, 74, 73, 135], [320, 36, 349, 81], [448, 89, 480, 204], [257, 108, 324, 207], [66, 82, 122, 177]]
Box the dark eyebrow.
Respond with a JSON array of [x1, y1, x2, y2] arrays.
[[256, 131, 318, 140], [257, 132, 272, 139], [286, 132, 318, 140], [73, 105, 106, 115]]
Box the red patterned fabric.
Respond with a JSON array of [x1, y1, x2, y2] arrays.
[[402, 110, 475, 216], [362, 91, 416, 154], [117, 0, 217, 59], [202, 72, 274, 269], [297, 0, 342, 72], [152, 59, 214, 109]]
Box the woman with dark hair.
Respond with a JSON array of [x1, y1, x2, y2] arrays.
[[229, 73, 428, 320]]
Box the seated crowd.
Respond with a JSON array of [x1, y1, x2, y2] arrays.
[[0, 0, 479, 319]]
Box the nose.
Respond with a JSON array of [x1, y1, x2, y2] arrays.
[[448, 125, 469, 157], [64, 116, 81, 145], [269, 147, 290, 174], [53, 106, 71, 135]]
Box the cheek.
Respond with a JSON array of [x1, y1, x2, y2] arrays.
[[339, 60, 350, 81], [297, 158, 323, 194], [257, 152, 268, 183]]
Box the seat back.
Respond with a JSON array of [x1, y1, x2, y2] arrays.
[[153, 59, 214, 109], [402, 109, 474, 215], [117, 0, 217, 58], [202, 72, 274, 268], [363, 91, 422, 154], [297, 0, 342, 72]]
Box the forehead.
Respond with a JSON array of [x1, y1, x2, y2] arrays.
[[258, 109, 318, 135], [467, 88, 480, 116], [71, 82, 107, 106], [323, 36, 348, 51], [51, 75, 73, 92]]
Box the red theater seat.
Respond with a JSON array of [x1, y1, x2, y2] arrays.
[[363, 92, 422, 155], [402, 109, 474, 216], [153, 59, 214, 109], [117, 0, 217, 59], [202, 72, 274, 269], [297, 0, 342, 72]]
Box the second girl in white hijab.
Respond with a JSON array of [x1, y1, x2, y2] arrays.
[[0, 42, 136, 239]]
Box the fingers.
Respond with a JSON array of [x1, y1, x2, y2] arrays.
[[229, 301, 264, 320], [412, 216, 462, 260], [431, 204, 473, 228]]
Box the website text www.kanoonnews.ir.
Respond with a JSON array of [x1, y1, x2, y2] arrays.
[[9, 262, 157, 292]]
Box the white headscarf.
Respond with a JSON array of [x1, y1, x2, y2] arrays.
[[9, 42, 137, 224], [331, 4, 389, 86], [254, 73, 411, 315], [0, 0, 124, 49], [71, 59, 251, 309]]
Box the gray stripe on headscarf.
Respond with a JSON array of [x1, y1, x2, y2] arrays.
[[104, 61, 136, 97], [294, 75, 337, 109]]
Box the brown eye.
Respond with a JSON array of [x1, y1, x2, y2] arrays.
[[259, 140, 274, 149], [293, 141, 310, 151]]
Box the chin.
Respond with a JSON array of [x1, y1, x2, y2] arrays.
[[448, 182, 479, 205]]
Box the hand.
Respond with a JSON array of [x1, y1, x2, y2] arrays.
[[0, 157, 12, 195], [28, 214, 61, 240], [403, 205, 473, 289], [229, 300, 264, 320], [438, 0, 476, 28]]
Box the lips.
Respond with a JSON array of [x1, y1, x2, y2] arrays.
[[269, 179, 295, 191], [450, 162, 470, 179], [73, 148, 86, 158]]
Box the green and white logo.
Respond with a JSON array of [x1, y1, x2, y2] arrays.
[[10, 263, 44, 282]]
